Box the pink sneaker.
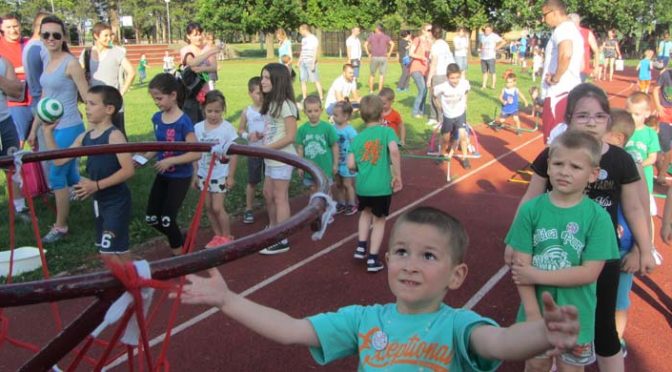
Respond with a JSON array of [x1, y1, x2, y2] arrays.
[[205, 236, 221, 249]]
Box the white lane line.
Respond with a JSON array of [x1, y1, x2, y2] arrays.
[[464, 265, 510, 309], [105, 133, 542, 369]]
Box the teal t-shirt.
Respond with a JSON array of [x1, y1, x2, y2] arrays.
[[625, 126, 660, 193], [349, 125, 399, 196], [505, 194, 619, 344], [308, 303, 501, 371], [296, 120, 338, 179]]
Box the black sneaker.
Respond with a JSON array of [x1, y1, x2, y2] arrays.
[[335, 204, 347, 214], [15, 209, 32, 224], [259, 241, 290, 255], [461, 158, 471, 169], [354, 246, 366, 259], [367, 257, 384, 272], [345, 205, 358, 216], [243, 210, 255, 224]]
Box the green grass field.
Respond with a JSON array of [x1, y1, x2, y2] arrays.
[[0, 50, 546, 281]]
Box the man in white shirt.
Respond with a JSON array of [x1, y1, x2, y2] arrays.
[[346, 27, 362, 81], [479, 25, 506, 89], [325, 64, 360, 116], [298, 24, 323, 102], [540, 0, 584, 144]]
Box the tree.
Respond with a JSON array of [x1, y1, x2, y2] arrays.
[[196, 0, 302, 58]]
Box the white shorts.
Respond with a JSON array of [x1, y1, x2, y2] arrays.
[[265, 164, 293, 180]]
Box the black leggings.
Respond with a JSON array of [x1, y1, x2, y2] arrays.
[[145, 175, 191, 249], [595, 259, 621, 357]]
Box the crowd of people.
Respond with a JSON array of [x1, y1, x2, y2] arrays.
[[1, 0, 672, 369]]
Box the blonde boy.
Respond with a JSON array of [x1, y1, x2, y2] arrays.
[[178, 206, 581, 370], [507, 131, 619, 371]]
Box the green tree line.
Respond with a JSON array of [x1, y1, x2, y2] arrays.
[[2, 0, 671, 54]]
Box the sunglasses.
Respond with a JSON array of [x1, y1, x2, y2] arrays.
[[41, 32, 63, 41]]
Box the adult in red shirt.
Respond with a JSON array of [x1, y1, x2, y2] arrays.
[[569, 13, 599, 82], [0, 13, 32, 142], [364, 24, 394, 93]]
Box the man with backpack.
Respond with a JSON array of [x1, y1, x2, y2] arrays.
[[79, 22, 135, 135]]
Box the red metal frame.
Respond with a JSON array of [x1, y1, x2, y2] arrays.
[[0, 142, 329, 371]]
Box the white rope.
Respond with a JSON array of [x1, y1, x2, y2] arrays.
[[309, 192, 337, 241], [210, 140, 232, 161], [91, 260, 155, 346], [11, 150, 29, 188]]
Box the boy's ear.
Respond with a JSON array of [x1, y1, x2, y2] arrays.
[[589, 166, 600, 183], [104, 104, 116, 116], [447, 263, 468, 290]]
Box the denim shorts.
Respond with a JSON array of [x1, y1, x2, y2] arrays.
[[299, 61, 319, 82]]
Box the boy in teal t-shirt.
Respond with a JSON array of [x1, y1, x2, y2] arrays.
[[624, 92, 660, 194], [347, 95, 402, 272], [506, 131, 619, 371], [295, 95, 338, 192], [177, 206, 582, 371]]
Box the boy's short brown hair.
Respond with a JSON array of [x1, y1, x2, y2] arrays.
[[609, 108, 636, 143], [360, 95, 384, 123], [303, 94, 322, 108], [378, 87, 395, 101], [549, 130, 602, 167], [393, 206, 469, 264]]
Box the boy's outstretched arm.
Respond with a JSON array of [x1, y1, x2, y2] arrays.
[[177, 269, 321, 347], [470, 292, 579, 361]]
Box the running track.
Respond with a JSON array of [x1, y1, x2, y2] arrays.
[[1, 71, 671, 371]]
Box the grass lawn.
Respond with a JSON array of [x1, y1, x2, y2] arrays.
[[0, 52, 551, 281]]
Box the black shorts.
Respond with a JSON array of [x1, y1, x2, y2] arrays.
[[247, 156, 264, 185], [441, 113, 467, 139], [0, 115, 19, 157], [95, 190, 131, 254], [659, 122, 672, 153], [357, 194, 392, 217]]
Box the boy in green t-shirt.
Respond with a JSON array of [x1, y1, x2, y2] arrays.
[[624, 92, 660, 201], [506, 131, 619, 371], [347, 95, 402, 272], [295, 95, 339, 193], [176, 206, 582, 371]]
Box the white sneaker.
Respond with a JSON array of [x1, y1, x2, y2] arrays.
[[426, 119, 438, 126], [652, 247, 663, 266]]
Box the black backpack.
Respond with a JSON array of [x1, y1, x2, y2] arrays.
[[175, 52, 206, 99]]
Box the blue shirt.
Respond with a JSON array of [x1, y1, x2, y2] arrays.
[[616, 206, 633, 257], [334, 124, 357, 167], [639, 58, 652, 81], [152, 111, 194, 178], [502, 87, 520, 114], [519, 38, 527, 53], [308, 303, 501, 371]]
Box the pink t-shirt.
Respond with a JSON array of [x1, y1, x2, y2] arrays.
[[367, 33, 391, 57], [409, 37, 431, 76]]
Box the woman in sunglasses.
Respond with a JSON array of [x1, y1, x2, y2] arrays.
[[27, 15, 89, 243]]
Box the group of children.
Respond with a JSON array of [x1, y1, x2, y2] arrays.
[[35, 43, 669, 369]]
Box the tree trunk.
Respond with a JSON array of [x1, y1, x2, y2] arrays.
[[107, 0, 121, 43], [266, 32, 275, 59], [135, 28, 140, 44], [315, 28, 323, 57]]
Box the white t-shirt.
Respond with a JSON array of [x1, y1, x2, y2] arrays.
[[244, 105, 265, 146], [325, 75, 357, 108], [431, 39, 455, 77], [480, 33, 502, 60], [263, 100, 298, 166], [548, 122, 568, 144], [542, 20, 584, 97], [434, 79, 471, 118], [453, 35, 469, 57], [346, 35, 362, 60], [300, 34, 319, 64], [194, 120, 239, 179]]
